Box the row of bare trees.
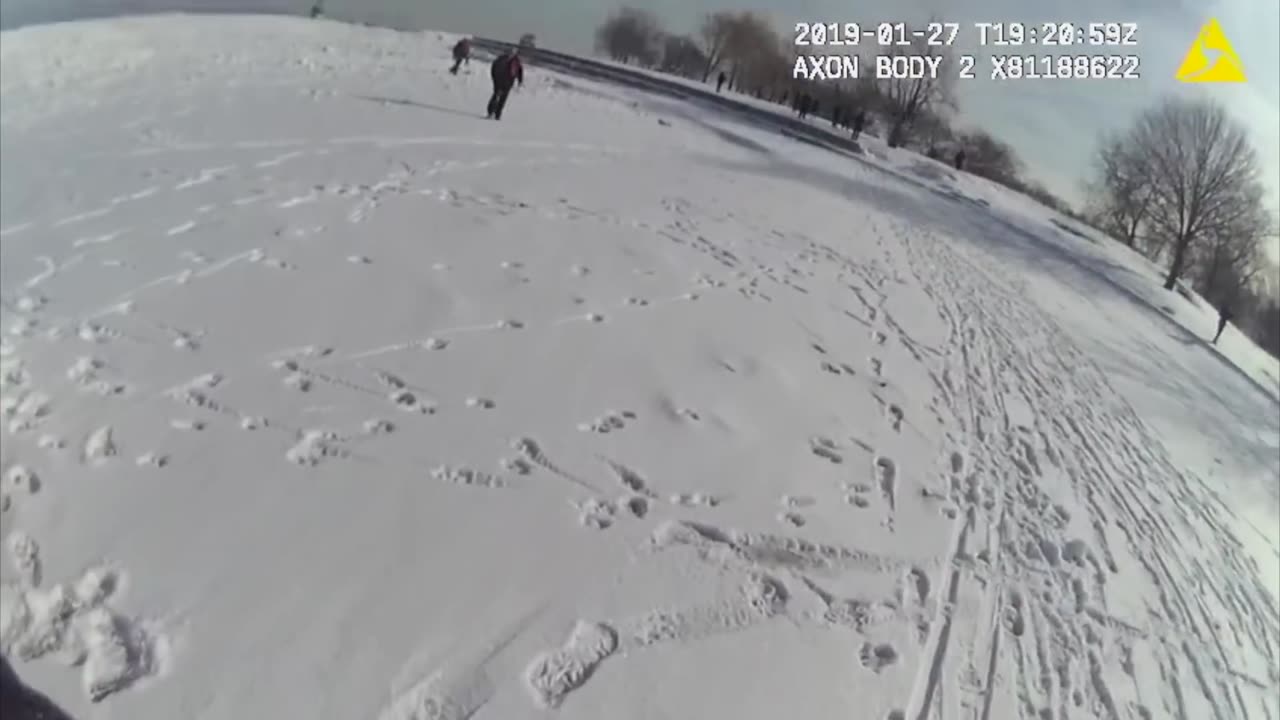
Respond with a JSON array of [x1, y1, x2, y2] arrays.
[[594, 10, 784, 88], [1087, 97, 1279, 355], [594, 8, 1046, 198], [594, 7, 1278, 357], [596, 10, 963, 152]]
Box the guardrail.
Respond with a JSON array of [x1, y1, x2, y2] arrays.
[[470, 37, 867, 158]]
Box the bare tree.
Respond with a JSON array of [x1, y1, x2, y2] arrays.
[[697, 12, 737, 81], [595, 8, 662, 65], [877, 27, 956, 148], [912, 110, 954, 153], [661, 34, 708, 78], [955, 129, 1022, 184], [1249, 295, 1280, 359], [1188, 184, 1274, 304], [1087, 133, 1153, 249], [1121, 97, 1266, 290], [723, 13, 784, 94]]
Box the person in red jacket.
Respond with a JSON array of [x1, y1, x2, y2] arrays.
[[450, 38, 471, 75], [486, 47, 524, 121]]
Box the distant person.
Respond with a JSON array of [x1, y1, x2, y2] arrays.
[[450, 38, 471, 75], [926, 145, 939, 160], [717, 71, 726, 93], [1212, 304, 1233, 344], [851, 110, 866, 141], [809, 98, 820, 121], [954, 149, 966, 171], [486, 47, 524, 121]]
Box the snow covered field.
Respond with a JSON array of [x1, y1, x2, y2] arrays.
[[1, 15, 1277, 720]]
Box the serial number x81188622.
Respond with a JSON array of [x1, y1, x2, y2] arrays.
[[976, 54, 1141, 80]]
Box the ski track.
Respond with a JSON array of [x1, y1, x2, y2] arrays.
[[0, 15, 1275, 720]]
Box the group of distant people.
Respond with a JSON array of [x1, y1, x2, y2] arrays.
[[449, 38, 523, 121]]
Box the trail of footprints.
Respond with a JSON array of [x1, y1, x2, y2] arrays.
[[4, 183, 984, 714]]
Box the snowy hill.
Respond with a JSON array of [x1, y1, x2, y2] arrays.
[[1, 15, 1277, 720]]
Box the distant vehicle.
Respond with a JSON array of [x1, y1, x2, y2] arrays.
[[519, 33, 536, 49]]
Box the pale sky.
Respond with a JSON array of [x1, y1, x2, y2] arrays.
[[3, 0, 1278, 240]]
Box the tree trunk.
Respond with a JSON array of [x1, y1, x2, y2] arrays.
[[887, 119, 906, 148], [1163, 234, 1191, 290], [1123, 216, 1139, 248]]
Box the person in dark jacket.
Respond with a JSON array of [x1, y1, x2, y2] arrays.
[[954, 149, 966, 171], [486, 48, 524, 120], [1212, 303, 1233, 344], [716, 71, 727, 93], [450, 38, 471, 74], [851, 110, 866, 141]]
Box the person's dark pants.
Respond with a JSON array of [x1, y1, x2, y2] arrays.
[[450, 57, 463, 74], [487, 82, 512, 119], [1213, 319, 1228, 344]]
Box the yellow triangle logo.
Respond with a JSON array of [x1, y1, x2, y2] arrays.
[[1176, 18, 1246, 82]]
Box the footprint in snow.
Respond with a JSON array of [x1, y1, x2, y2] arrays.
[[874, 457, 897, 510], [525, 621, 617, 709], [778, 512, 806, 528], [810, 437, 843, 464], [135, 452, 169, 468], [4, 465, 40, 495], [82, 426, 117, 463], [886, 404, 904, 432], [858, 642, 899, 673]]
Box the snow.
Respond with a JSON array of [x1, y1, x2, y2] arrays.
[[1, 13, 1278, 720]]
